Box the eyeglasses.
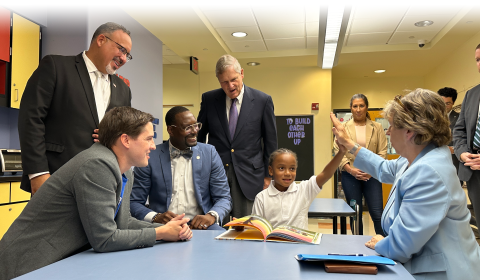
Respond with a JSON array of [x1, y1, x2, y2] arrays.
[[104, 35, 133, 61], [171, 122, 202, 133], [394, 95, 413, 117]]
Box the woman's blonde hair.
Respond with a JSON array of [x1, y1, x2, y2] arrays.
[[383, 88, 451, 146]]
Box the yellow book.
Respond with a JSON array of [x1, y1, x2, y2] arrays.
[[215, 215, 321, 245]]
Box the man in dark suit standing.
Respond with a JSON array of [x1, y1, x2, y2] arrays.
[[197, 55, 277, 224], [18, 22, 133, 194], [453, 43, 480, 226], [438, 87, 461, 184]]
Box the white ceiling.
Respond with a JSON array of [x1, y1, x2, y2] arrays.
[[146, 3, 480, 78]]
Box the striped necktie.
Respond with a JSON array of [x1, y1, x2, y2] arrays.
[[473, 114, 480, 149], [229, 98, 238, 140]]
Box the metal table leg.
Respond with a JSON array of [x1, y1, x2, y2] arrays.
[[333, 216, 338, 234], [340, 217, 347, 234]]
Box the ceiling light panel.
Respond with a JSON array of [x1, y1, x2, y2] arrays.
[[217, 26, 262, 41], [397, 15, 453, 32]]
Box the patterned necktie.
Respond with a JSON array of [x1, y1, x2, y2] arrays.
[[229, 98, 238, 140], [170, 148, 193, 159], [474, 114, 480, 149]]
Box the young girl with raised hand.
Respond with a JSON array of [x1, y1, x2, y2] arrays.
[[251, 144, 347, 230]]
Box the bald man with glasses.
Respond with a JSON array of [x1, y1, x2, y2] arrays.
[[18, 22, 133, 195], [130, 106, 232, 230]]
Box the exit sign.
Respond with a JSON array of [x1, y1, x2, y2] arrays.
[[190, 56, 198, 75]]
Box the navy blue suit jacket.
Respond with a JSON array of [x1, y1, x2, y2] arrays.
[[197, 85, 277, 200], [130, 141, 232, 222]]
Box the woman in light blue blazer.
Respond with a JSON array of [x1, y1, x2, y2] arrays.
[[331, 88, 480, 280]]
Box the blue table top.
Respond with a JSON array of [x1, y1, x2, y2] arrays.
[[308, 198, 355, 217], [16, 230, 413, 280]]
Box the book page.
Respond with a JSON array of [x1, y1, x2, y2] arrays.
[[267, 225, 321, 244], [215, 229, 266, 241], [224, 215, 273, 239]]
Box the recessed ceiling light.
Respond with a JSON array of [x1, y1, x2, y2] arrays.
[[374, 70, 386, 73], [232, 32, 247, 38], [414, 20, 433, 27], [247, 62, 260, 66]]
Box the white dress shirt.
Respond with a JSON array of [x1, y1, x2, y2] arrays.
[[226, 84, 245, 122], [145, 142, 219, 223], [251, 176, 322, 230]]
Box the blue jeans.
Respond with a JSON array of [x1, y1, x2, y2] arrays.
[[341, 171, 384, 235]]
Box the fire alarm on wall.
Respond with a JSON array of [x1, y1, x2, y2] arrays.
[[311, 103, 319, 110]]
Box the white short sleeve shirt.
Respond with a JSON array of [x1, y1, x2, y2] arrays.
[[251, 175, 321, 229]]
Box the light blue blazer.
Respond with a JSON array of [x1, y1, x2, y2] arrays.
[[130, 141, 232, 223], [355, 144, 480, 280]]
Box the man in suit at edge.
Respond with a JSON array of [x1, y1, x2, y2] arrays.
[[18, 22, 133, 195], [0, 107, 192, 280], [438, 87, 462, 185], [130, 106, 231, 230], [197, 55, 277, 224], [453, 43, 480, 227]]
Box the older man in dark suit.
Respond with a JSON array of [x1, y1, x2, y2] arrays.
[[453, 43, 480, 227], [197, 55, 277, 224], [438, 87, 461, 184], [0, 107, 192, 280], [18, 22, 132, 194]]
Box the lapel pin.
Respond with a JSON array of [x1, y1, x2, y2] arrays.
[[197, 156, 200, 159], [113, 83, 116, 87]]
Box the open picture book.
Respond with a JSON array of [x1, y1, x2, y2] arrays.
[[215, 215, 321, 244]]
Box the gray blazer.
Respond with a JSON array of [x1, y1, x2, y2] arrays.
[[0, 144, 157, 280]]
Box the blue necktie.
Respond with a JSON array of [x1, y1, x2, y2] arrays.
[[229, 98, 238, 141]]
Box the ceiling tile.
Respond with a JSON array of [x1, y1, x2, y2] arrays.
[[350, 17, 402, 34], [265, 38, 306, 51], [162, 57, 172, 64], [396, 14, 454, 32], [305, 5, 320, 22], [306, 22, 319, 37], [307, 37, 318, 49], [388, 30, 438, 45], [352, 5, 409, 19], [217, 25, 263, 41], [405, 5, 461, 16], [253, 6, 305, 26], [203, 8, 257, 28], [225, 40, 267, 52], [346, 32, 392, 47], [261, 23, 305, 40], [163, 55, 187, 64]]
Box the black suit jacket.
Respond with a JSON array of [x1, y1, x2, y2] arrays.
[[197, 85, 277, 200], [18, 53, 131, 192], [453, 83, 480, 181]]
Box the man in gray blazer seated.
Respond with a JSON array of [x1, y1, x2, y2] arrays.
[[0, 107, 192, 280]]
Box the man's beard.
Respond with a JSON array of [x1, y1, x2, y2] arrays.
[[106, 63, 116, 75]]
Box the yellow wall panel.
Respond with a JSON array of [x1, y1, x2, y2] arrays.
[[10, 182, 30, 202], [10, 13, 40, 109], [0, 182, 10, 204], [0, 202, 27, 239]]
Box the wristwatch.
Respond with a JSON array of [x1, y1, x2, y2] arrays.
[[207, 211, 219, 225], [350, 143, 360, 154]]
